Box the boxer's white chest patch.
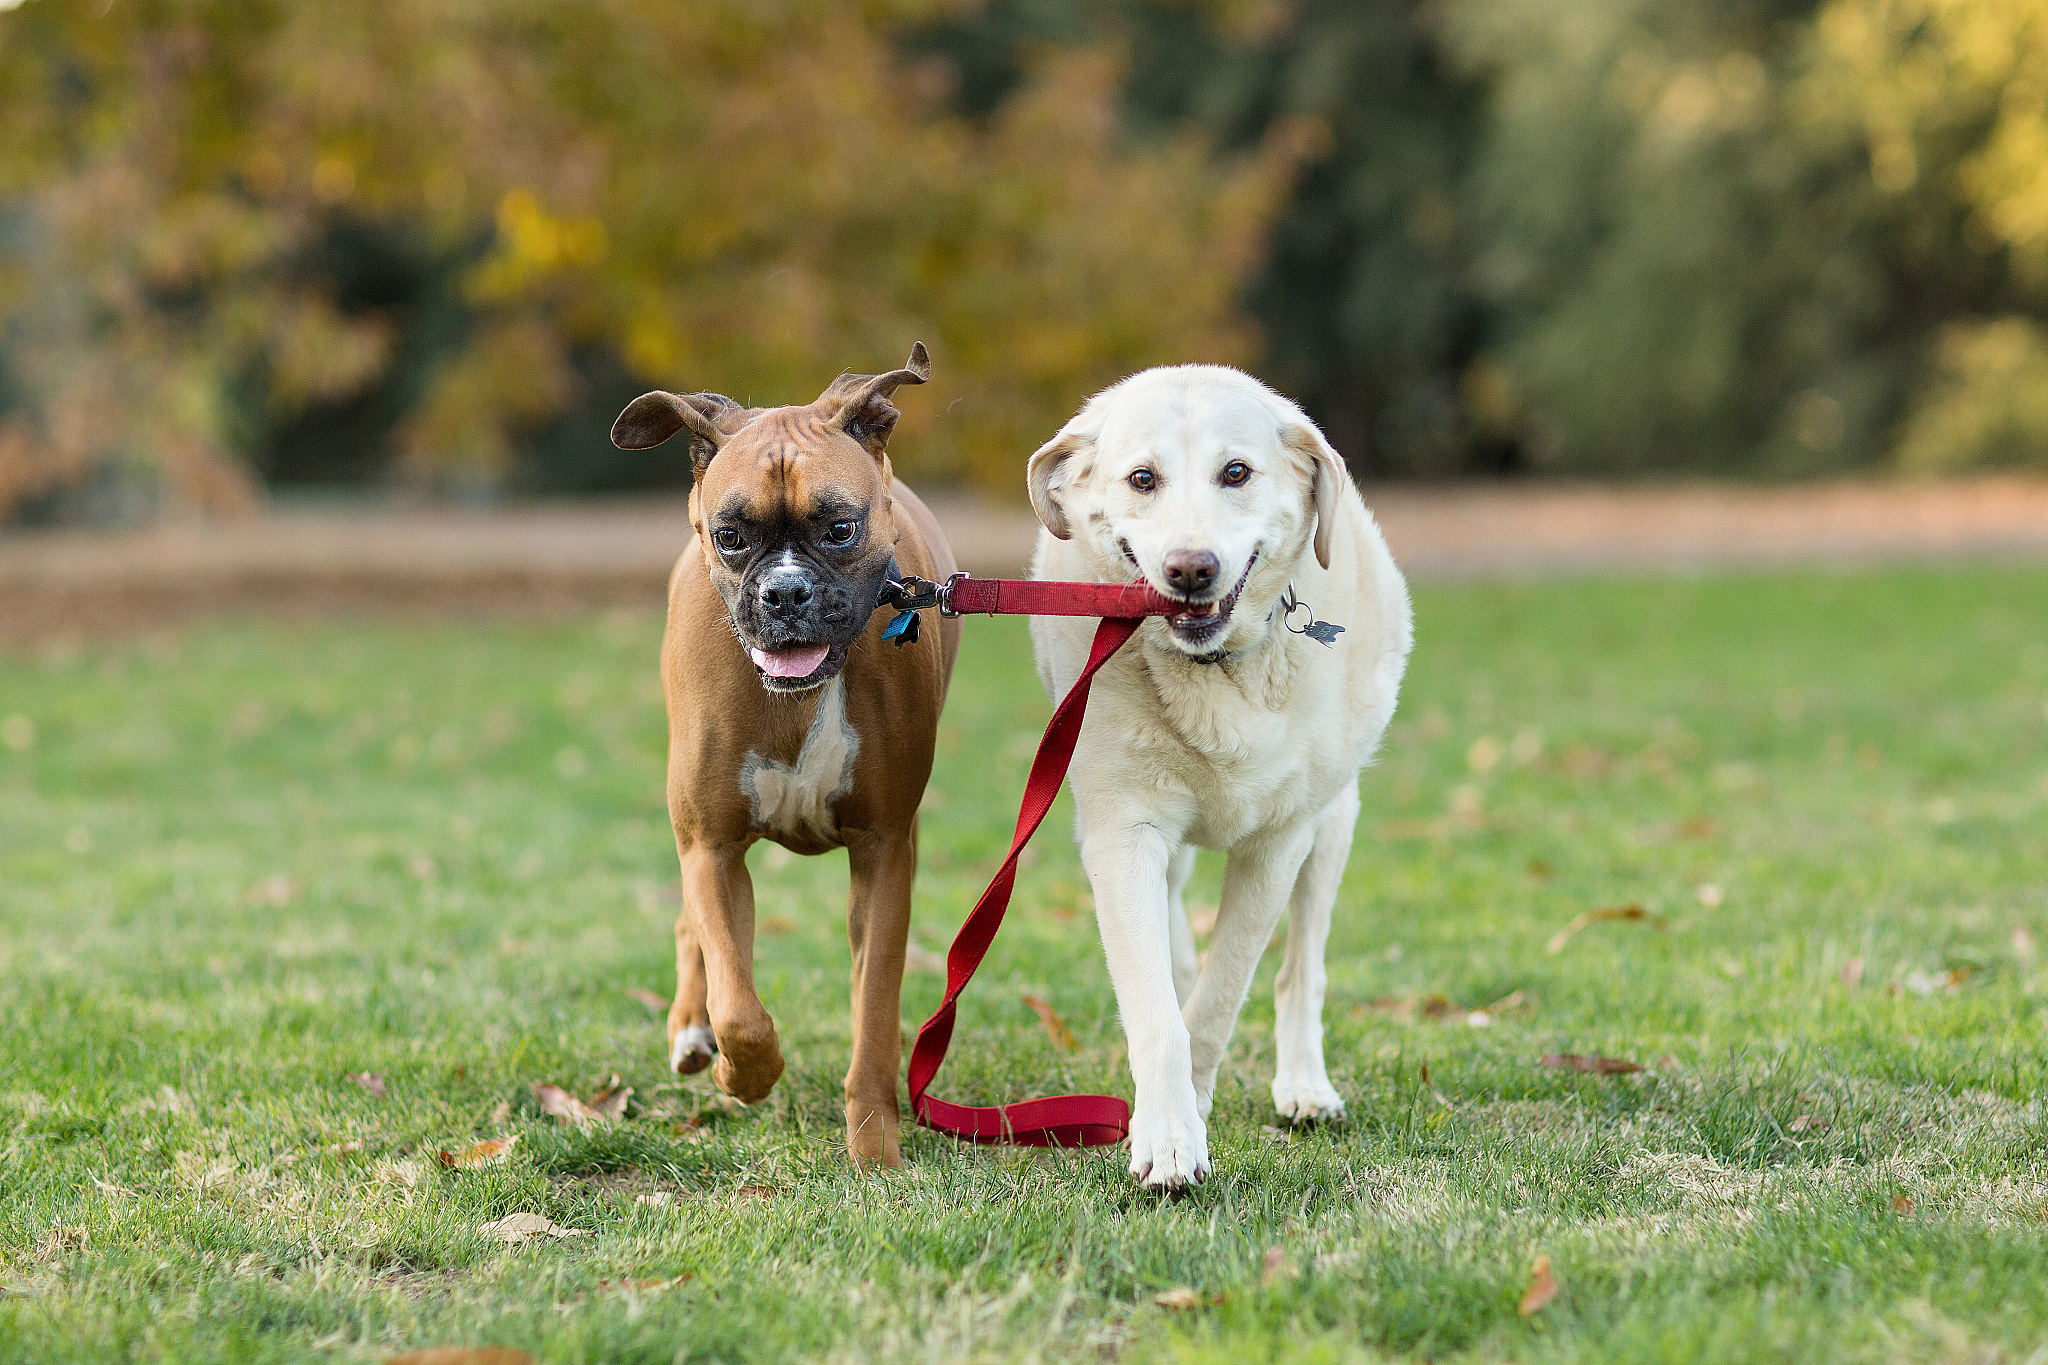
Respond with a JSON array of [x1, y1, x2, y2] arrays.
[[740, 677, 859, 840]]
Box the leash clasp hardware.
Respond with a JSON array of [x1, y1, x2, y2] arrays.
[[878, 571, 960, 646]]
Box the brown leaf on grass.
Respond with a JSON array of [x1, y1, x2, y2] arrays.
[[1788, 1114, 1829, 1134], [1546, 904, 1666, 954], [438, 1135, 517, 1170], [478, 1212, 587, 1243], [1892, 1194, 1916, 1215], [1260, 1246, 1298, 1287], [904, 944, 947, 975], [244, 874, 298, 907], [734, 1184, 780, 1201], [625, 987, 667, 1012], [1021, 995, 1077, 1050], [1152, 1286, 1213, 1310], [349, 1072, 387, 1099], [1486, 989, 1533, 1014], [533, 1083, 605, 1128], [1540, 1054, 1644, 1075], [384, 1349, 536, 1365], [586, 1075, 634, 1122], [634, 1192, 674, 1208], [1518, 1253, 1560, 1316]]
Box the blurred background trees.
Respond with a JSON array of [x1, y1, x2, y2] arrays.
[[4, 0, 2048, 522]]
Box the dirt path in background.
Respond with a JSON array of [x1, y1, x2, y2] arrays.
[[5, 479, 2047, 644]]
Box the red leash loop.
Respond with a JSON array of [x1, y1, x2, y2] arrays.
[[905, 612, 1150, 1147]]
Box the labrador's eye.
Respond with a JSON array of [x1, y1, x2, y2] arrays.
[[823, 519, 859, 546], [1220, 460, 1252, 487], [713, 527, 744, 554], [1128, 468, 1157, 492]]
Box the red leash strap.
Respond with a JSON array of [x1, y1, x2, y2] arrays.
[[944, 576, 1176, 619], [905, 615, 1143, 1146]]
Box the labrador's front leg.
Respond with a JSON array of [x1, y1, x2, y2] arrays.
[[1082, 819, 1207, 1189], [1184, 823, 1317, 1117]]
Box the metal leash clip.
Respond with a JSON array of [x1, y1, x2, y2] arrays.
[[877, 570, 950, 646]]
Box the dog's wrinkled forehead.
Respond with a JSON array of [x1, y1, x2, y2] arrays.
[[697, 407, 885, 524]]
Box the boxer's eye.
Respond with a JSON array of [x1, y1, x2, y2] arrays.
[[1127, 468, 1157, 492], [823, 519, 859, 546], [712, 528, 744, 554], [1219, 460, 1252, 487]]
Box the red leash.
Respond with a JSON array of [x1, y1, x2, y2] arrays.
[[898, 574, 1179, 1147]]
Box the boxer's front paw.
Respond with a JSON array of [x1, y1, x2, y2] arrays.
[[846, 1099, 903, 1171], [1128, 1097, 1210, 1191], [1271, 1072, 1346, 1124], [710, 1017, 784, 1104], [667, 1023, 717, 1076]]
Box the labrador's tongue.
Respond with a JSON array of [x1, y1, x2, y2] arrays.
[[749, 643, 830, 678]]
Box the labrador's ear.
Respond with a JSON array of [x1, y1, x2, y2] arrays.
[[1026, 423, 1093, 541], [1279, 417, 1351, 570], [822, 342, 931, 460], [611, 391, 746, 474]]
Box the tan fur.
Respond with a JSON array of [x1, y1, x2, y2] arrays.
[[632, 356, 959, 1170]]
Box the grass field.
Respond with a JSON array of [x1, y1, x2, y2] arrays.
[[4, 565, 2047, 1364]]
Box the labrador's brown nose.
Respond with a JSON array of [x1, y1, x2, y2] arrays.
[[1162, 549, 1220, 596]]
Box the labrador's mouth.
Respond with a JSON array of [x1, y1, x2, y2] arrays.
[[1165, 551, 1258, 649]]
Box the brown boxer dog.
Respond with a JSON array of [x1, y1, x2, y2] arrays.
[[610, 344, 960, 1169]]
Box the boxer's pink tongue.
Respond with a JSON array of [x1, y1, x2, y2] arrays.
[[749, 643, 830, 678]]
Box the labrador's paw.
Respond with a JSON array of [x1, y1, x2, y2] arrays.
[[1271, 1073, 1346, 1124], [668, 1024, 717, 1075], [1128, 1104, 1210, 1191]]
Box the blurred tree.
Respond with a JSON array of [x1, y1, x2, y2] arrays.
[[0, 0, 1293, 519]]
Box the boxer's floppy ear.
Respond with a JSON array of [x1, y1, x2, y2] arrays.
[[1279, 417, 1350, 570], [1026, 424, 1090, 541], [825, 342, 930, 458], [612, 392, 735, 452]]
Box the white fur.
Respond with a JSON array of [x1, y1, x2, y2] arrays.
[[1027, 365, 1412, 1188], [670, 1024, 717, 1072], [740, 677, 859, 841]]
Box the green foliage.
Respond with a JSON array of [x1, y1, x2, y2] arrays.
[[4, 567, 2048, 1359]]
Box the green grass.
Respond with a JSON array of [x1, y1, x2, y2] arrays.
[[3, 565, 2046, 1365]]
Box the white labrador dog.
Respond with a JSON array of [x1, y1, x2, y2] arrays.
[[1027, 364, 1412, 1189]]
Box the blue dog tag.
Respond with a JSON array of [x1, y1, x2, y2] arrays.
[[882, 609, 921, 645]]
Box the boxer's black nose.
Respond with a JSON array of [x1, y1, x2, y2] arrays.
[[1162, 549, 1220, 596], [759, 575, 814, 614]]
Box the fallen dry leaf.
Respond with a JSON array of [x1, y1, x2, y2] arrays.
[[533, 1083, 606, 1128], [1261, 1246, 1298, 1288], [1540, 1054, 1644, 1075], [626, 987, 667, 1012], [1152, 1286, 1211, 1310], [1788, 1114, 1829, 1134], [586, 1076, 634, 1122], [734, 1184, 779, 1201], [1021, 995, 1077, 1050], [438, 1135, 518, 1170], [1486, 988, 1533, 1014], [383, 1349, 536, 1365], [478, 1212, 587, 1243], [1892, 1194, 1916, 1215], [1518, 1253, 1560, 1316], [244, 874, 298, 907], [634, 1192, 674, 1208], [904, 944, 947, 975], [348, 1072, 387, 1099], [1546, 904, 1666, 954]]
